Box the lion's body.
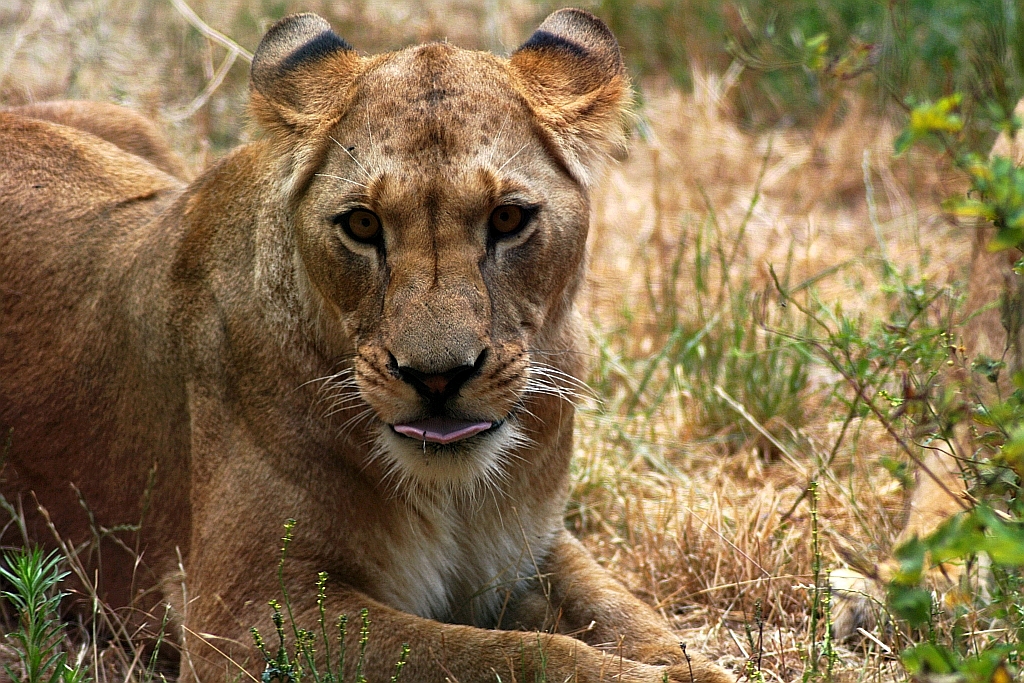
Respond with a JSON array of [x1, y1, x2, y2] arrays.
[[0, 113, 189, 609], [0, 11, 731, 683]]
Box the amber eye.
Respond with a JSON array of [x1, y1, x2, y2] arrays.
[[489, 205, 527, 236], [336, 209, 382, 243]]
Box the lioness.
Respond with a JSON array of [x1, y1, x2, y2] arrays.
[[0, 10, 733, 683]]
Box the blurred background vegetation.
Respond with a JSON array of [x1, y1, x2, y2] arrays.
[[599, 0, 1024, 134], [4, 0, 1020, 155]]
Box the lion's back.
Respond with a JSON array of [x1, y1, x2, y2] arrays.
[[6, 101, 189, 180], [0, 111, 191, 607]]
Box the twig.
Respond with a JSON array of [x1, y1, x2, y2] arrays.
[[856, 628, 892, 655], [778, 398, 860, 524], [179, 624, 261, 683], [678, 500, 772, 578], [166, 0, 252, 123], [680, 643, 695, 683], [863, 149, 888, 261], [724, 628, 749, 659], [166, 47, 240, 122], [764, 268, 970, 511], [168, 0, 253, 61], [713, 384, 808, 477]]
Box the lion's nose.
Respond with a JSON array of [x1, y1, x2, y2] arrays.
[[396, 349, 487, 401]]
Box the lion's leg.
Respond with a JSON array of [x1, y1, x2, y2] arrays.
[[180, 573, 692, 683], [174, 422, 711, 682], [505, 531, 732, 683]]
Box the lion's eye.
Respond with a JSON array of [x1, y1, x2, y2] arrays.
[[489, 205, 527, 237], [335, 209, 382, 243]]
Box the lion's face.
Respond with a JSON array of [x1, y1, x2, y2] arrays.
[[250, 13, 628, 491]]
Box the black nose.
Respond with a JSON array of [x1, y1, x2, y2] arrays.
[[396, 350, 487, 401]]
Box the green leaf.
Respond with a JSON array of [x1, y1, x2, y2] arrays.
[[960, 647, 1016, 683], [901, 644, 957, 676], [887, 584, 932, 626], [1002, 426, 1024, 477], [893, 129, 916, 156], [925, 512, 983, 564], [974, 506, 1024, 565], [892, 535, 926, 584], [901, 643, 958, 676]]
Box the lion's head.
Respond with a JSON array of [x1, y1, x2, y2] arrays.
[[248, 10, 628, 493]]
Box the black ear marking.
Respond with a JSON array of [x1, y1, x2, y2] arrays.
[[518, 30, 590, 59], [509, 8, 629, 186], [251, 13, 352, 98], [513, 8, 622, 73], [250, 13, 361, 133], [280, 30, 352, 72]]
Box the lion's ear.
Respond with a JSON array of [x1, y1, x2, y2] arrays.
[[509, 9, 630, 186], [250, 13, 361, 138]]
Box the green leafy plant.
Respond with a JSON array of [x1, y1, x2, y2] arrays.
[[886, 506, 1024, 681], [761, 85, 1024, 681], [0, 548, 89, 683], [727, 0, 1023, 132], [250, 520, 409, 683]]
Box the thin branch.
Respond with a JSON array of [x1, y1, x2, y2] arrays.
[[679, 501, 773, 578], [166, 48, 240, 122], [168, 0, 253, 62], [765, 266, 970, 511], [713, 384, 808, 477]]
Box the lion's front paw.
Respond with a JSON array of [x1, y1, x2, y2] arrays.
[[662, 661, 737, 683], [587, 650, 734, 683], [624, 641, 733, 683], [829, 567, 886, 641]]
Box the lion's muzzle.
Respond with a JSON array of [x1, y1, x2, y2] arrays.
[[390, 348, 498, 444]]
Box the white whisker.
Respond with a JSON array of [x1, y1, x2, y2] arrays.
[[323, 398, 370, 419], [496, 142, 529, 175], [315, 173, 367, 188], [484, 107, 512, 167], [365, 109, 374, 158], [338, 407, 376, 437], [523, 377, 584, 403], [529, 360, 595, 396], [330, 135, 372, 181], [298, 366, 356, 390]]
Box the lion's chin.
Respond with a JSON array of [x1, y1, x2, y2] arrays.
[[370, 418, 526, 497]]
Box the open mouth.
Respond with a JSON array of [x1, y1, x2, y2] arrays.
[[392, 417, 497, 445]]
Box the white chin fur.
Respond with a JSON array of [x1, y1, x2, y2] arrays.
[[370, 420, 528, 497]]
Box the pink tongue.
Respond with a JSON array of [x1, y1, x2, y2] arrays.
[[393, 417, 493, 445]]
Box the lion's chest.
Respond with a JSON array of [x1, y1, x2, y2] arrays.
[[379, 500, 553, 627]]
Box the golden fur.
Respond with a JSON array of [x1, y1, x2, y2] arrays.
[[5, 100, 189, 180], [0, 11, 733, 683]]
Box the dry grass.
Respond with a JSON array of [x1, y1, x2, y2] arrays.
[[0, 1, 987, 682], [576, 67, 972, 682]]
